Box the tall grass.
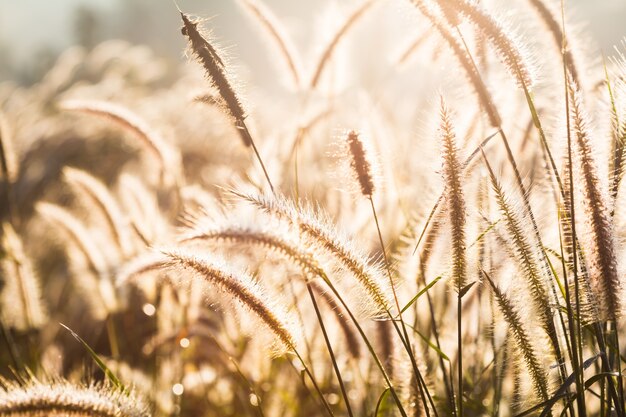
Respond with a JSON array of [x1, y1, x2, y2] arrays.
[[0, 0, 625, 416]]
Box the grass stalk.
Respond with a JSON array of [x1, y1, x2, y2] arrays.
[[368, 196, 437, 417], [457, 296, 463, 417], [305, 282, 355, 417], [562, 45, 587, 417], [181, 224, 410, 416]]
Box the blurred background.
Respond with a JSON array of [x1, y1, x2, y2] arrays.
[[1, 0, 625, 86]]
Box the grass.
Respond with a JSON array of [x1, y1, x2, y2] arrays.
[[1, 0, 626, 416]]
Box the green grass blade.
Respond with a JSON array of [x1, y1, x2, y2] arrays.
[[60, 323, 126, 392], [400, 275, 442, 314], [375, 388, 392, 417]]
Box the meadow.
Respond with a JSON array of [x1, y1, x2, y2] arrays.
[[1, 0, 626, 416]]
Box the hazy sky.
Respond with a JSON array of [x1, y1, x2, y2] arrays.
[[1, 0, 625, 75]]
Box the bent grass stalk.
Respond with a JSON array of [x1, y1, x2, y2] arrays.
[[63, 167, 133, 257], [525, 0, 579, 84], [59, 100, 179, 185], [182, 223, 354, 414], [227, 190, 393, 312], [237, 0, 302, 89], [160, 249, 335, 417], [309, 0, 378, 89], [179, 223, 410, 417]]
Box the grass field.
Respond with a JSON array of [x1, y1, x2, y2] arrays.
[[1, 0, 626, 416]]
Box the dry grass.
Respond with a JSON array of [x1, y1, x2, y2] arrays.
[[1, 1, 626, 416]]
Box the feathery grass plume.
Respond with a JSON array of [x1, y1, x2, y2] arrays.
[[481, 150, 557, 346], [310, 280, 361, 358], [161, 248, 297, 350], [568, 79, 621, 320], [609, 100, 626, 210], [474, 30, 489, 71], [192, 91, 224, 110], [524, 0, 579, 84], [229, 190, 392, 312], [179, 223, 327, 280], [609, 42, 626, 207], [387, 212, 432, 281], [346, 130, 375, 197], [117, 173, 165, 245], [180, 13, 252, 148], [416, 214, 443, 280], [438, 98, 467, 417], [395, 30, 432, 68], [36, 202, 118, 316], [59, 100, 179, 181], [413, 1, 501, 127], [63, 167, 134, 257], [36, 203, 108, 276], [509, 344, 524, 413], [237, 0, 303, 89], [0, 112, 17, 223], [435, 0, 535, 88], [559, 159, 575, 264], [558, 160, 600, 324], [482, 270, 550, 403], [0, 223, 47, 330], [183, 210, 411, 416], [439, 98, 467, 291], [0, 377, 150, 417], [0, 112, 17, 186], [115, 252, 169, 288], [180, 11, 275, 193], [309, 0, 377, 89]]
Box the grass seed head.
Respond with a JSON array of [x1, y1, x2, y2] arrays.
[[346, 130, 375, 198]]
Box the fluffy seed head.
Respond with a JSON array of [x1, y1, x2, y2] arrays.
[[0, 377, 150, 417], [483, 271, 550, 402], [412, 1, 501, 127], [180, 12, 253, 147], [237, 0, 302, 89], [63, 167, 133, 257], [1, 223, 47, 330], [229, 189, 393, 313], [437, 0, 535, 88], [59, 100, 178, 177], [439, 99, 467, 291], [161, 248, 297, 350], [346, 130, 375, 197], [309, 0, 377, 89], [569, 80, 622, 320]]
